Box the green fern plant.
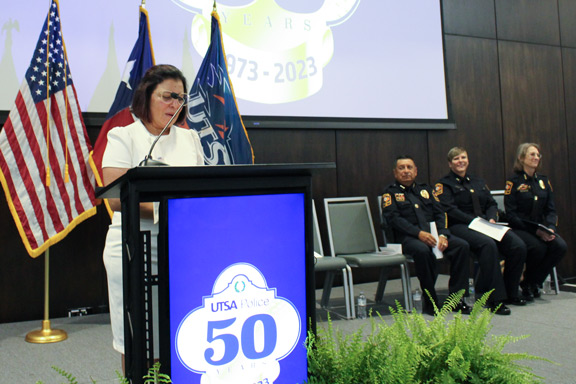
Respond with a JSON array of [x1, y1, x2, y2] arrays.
[[35, 363, 165, 384], [143, 362, 172, 383], [306, 290, 551, 384]]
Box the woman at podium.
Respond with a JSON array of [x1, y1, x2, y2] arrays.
[[101, 64, 204, 367]]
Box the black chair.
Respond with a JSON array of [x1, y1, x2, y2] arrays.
[[312, 201, 354, 319], [324, 197, 412, 312]]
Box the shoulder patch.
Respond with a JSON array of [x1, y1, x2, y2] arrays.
[[504, 181, 513, 195], [434, 183, 443, 196], [382, 193, 392, 208]]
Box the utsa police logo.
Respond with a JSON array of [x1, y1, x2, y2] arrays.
[[175, 263, 300, 384]]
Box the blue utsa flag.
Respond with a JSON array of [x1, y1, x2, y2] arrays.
[[187, 10, 254, 165]]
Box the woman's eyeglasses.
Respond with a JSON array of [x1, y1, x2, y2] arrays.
[[157, 91, 188, 105]]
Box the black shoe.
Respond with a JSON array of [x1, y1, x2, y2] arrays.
[[532, 285, 541, 299], [422, 306, 436, 316], [488, 302, 511, 315], [452, 301, 472, 315], [520, 287, 535, 302], [504, 297, 527, 306]]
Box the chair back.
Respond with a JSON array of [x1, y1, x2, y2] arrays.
[[312, 200, 324, 256], [377, 194, 392, 245], [324, 197, 379, 256], [491, 189, 506, 221], [491, 189, 505, 210]]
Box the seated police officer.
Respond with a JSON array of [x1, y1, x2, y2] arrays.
[[381, 155, 471, 315], [435, 147, 528, 315]]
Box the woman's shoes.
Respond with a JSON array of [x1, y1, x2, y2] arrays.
[[504, 297, 527, 306], [520, 283, 541, 301], [452, 300, 472, 315], [487, 302, 511, 315]]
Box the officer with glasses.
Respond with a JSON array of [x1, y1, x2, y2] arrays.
[[504, 143, 567, 301]]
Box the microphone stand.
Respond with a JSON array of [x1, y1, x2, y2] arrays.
[[139, 98, 187, 166]]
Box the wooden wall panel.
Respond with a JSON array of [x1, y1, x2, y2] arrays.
[[498, 40, 572, 276], [335, 130, 429, 234], [442, 0, 496, 38], [495, 0, 560, 45], [248, 129, 337, 199], [559, 0, 576, 48], [429, 35, 504, 187], [0, 198, 109, 323], [561, 47, 576, 277], [249, 128, 337, 256]]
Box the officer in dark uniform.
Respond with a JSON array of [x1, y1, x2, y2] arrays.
[[381, 155, 471, 315], [505, 143, 566, 300], [435, 147, 527, 315]]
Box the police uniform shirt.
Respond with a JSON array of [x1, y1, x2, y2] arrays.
[[381, 182, 449, 241], [504, 171, 558, 233], [435, 171, 498, 226]]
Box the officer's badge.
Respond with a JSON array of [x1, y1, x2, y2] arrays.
[[395, 193, 405, 202], [539, 179, 545, 190], [382, 193, 392, 208], [505, 181, 513, 195], [434, 183, 443, 196], [420, 189, 429, 199], [517, 184, 530, 192]]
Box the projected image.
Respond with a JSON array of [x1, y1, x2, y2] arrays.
[[175, 0, 361, 104], [1, 0, 448, 123]]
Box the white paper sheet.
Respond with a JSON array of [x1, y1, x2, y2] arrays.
[[468, 217, 510, 241], [429, 222, 444, 259]]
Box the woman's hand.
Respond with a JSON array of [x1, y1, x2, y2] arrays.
[[536, 228, 555, 242]]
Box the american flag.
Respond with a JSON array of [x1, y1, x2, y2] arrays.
[[0, 0, 96, 258]]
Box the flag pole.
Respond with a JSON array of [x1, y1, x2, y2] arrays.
[[25, 248, 67, 343]]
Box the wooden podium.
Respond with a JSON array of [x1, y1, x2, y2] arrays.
[[96, 163, 334, 383]]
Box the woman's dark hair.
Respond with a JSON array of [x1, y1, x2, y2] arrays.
[[131, 64, 188, 126]]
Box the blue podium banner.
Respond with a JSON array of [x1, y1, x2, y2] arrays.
[[167, 193, 308, 383]]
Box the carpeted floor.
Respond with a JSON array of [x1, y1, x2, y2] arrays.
[[1, 276, 575, 383]]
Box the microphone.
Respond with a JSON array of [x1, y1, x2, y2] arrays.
[[139, 93, 188, 166]]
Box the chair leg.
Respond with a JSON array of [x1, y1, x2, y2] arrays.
[[348, 267, 356, 319], [400, 263, 413, 312], [552, 267, 560, 295], [341, 266, 354, 319], [375, 268, 389, 303], [320, 271, 335, 308]]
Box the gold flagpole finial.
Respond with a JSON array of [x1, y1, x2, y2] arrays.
[[141, 0, 146, 6], [213, 0, 217, 12]]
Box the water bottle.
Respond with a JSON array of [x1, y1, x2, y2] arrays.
[[412, 288, 422, 313], [543, 275, 552, 295], [465, 278, 475, 307], [357, 292, 367, 319]]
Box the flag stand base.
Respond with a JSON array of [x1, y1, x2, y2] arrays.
[[25, 320, 67, 344]]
